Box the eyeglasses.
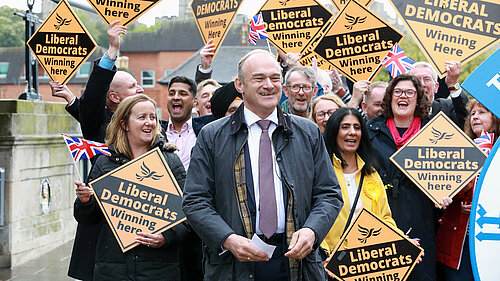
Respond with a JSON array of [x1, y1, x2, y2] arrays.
[[315, 109, 336, 120], [288, 85, 313, 93], [393, 88, 417, 98]]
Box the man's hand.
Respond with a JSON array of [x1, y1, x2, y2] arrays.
[[349, 80, 370, 108], [444, 61, 461, 87], [222, 234, 269, 262], [285, 53, 301, 68], [75, 181, 93, 204], [328, 68, 343, 95], [49, 81, 75, 103], [136, 232, 166, 248], [107, 20, 127, 59], [311, 56, 319, 78], [200, 39, 215, 69], [285, 228, 315, 260]]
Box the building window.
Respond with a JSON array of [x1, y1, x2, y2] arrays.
[[0, 63, 9, 78], [77, 62, 91, 77], [141, 70, 155, 88]]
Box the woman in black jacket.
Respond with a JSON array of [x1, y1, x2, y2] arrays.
[[74, 94, 188, 281], [366, 74, 451, 281]]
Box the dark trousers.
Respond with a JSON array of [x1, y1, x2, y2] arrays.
[[254, 234, 289, 281]]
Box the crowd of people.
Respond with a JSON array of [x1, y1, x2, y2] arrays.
[[49, 21, 495, 281]]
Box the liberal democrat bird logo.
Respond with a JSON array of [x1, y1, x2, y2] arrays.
[[358, 225, 381, 244], [279, 0, 292, 6], [54, 13, 71, 30], [429, 127, 454, 144], [344, 14, 366, 30], [136, 162, 163, 181]]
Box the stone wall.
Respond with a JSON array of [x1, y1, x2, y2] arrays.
[[0, 100, 80, 267]]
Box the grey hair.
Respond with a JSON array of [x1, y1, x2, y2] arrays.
[[412, 61, 438, 82], [284, 66, 317, 87], [316, 69, 332, 94]]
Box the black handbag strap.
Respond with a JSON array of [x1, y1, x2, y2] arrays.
[[342, 174, 364, 234]]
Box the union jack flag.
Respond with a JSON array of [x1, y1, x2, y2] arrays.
[[381, 44, 415, 78], [474, 131, 495, 155], [62, 134, 111, 162], [249, 14, 268, 45]]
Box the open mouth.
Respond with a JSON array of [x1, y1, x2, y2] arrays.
[[397, 101, 408, 109], [172, 103, 183, 113], [295, 97, 307, 104], [345, 139, 357, 145]]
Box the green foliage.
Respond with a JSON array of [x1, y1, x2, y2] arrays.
[[128, 20, 164, 33], [0, 6, 25, 47], [74, 12, 168, 46], [76, 12, 108, 47]]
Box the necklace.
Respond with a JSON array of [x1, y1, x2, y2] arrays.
[[344, 173, 356, 187]]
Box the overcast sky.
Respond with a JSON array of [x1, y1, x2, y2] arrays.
[[0, 0, 285, 26]]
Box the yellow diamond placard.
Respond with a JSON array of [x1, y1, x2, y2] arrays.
[[314, 0, 404, 82], [257, 0, 335, 55], [89, 148, 186, 252], [326, 208, 423, 281], [331, 0, 374, 11], [190, 0, 243, 57], [299, 19, 335, 70], [387, 0, 500, 78], [27, 0, 97, 85], [87, 0, 162, 26], [390, 112, 488, 207]]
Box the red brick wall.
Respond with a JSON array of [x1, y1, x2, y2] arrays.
[[123, 51, 196, 119], [0, 50, 197, 120]]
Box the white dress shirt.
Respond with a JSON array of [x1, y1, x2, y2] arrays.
[[165, 118, 197, 171], [244, 107, 285, 234]]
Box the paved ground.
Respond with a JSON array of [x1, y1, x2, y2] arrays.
[[0, 241, 75, 281]]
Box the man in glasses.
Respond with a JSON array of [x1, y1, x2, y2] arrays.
[[281, 66, 318, 118], [408, 61, 468, 129]]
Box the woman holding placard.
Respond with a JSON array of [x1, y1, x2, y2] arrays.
[[321, 107, 404, 279], [73, 94, 188, 281], [436, 100, 500, 281], [366, 74, 451, 281]]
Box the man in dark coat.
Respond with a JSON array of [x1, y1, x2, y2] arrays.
[[409, 61, 468, 129], [66, 20, 132, 281], [182, 50, 343, 281]]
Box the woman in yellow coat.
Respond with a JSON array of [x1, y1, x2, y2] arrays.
[[321, 107, 402, 257]]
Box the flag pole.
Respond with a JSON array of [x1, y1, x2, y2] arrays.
[[259, 12, 272, 54], [62, 134, 83, 182]]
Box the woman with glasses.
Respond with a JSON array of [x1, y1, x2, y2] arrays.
[[321, 107, 404, 279], [367, 74, 450, 281], [309, 94, 346, 133]]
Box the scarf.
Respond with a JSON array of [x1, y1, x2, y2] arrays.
[[387, 117, 421, 149]]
